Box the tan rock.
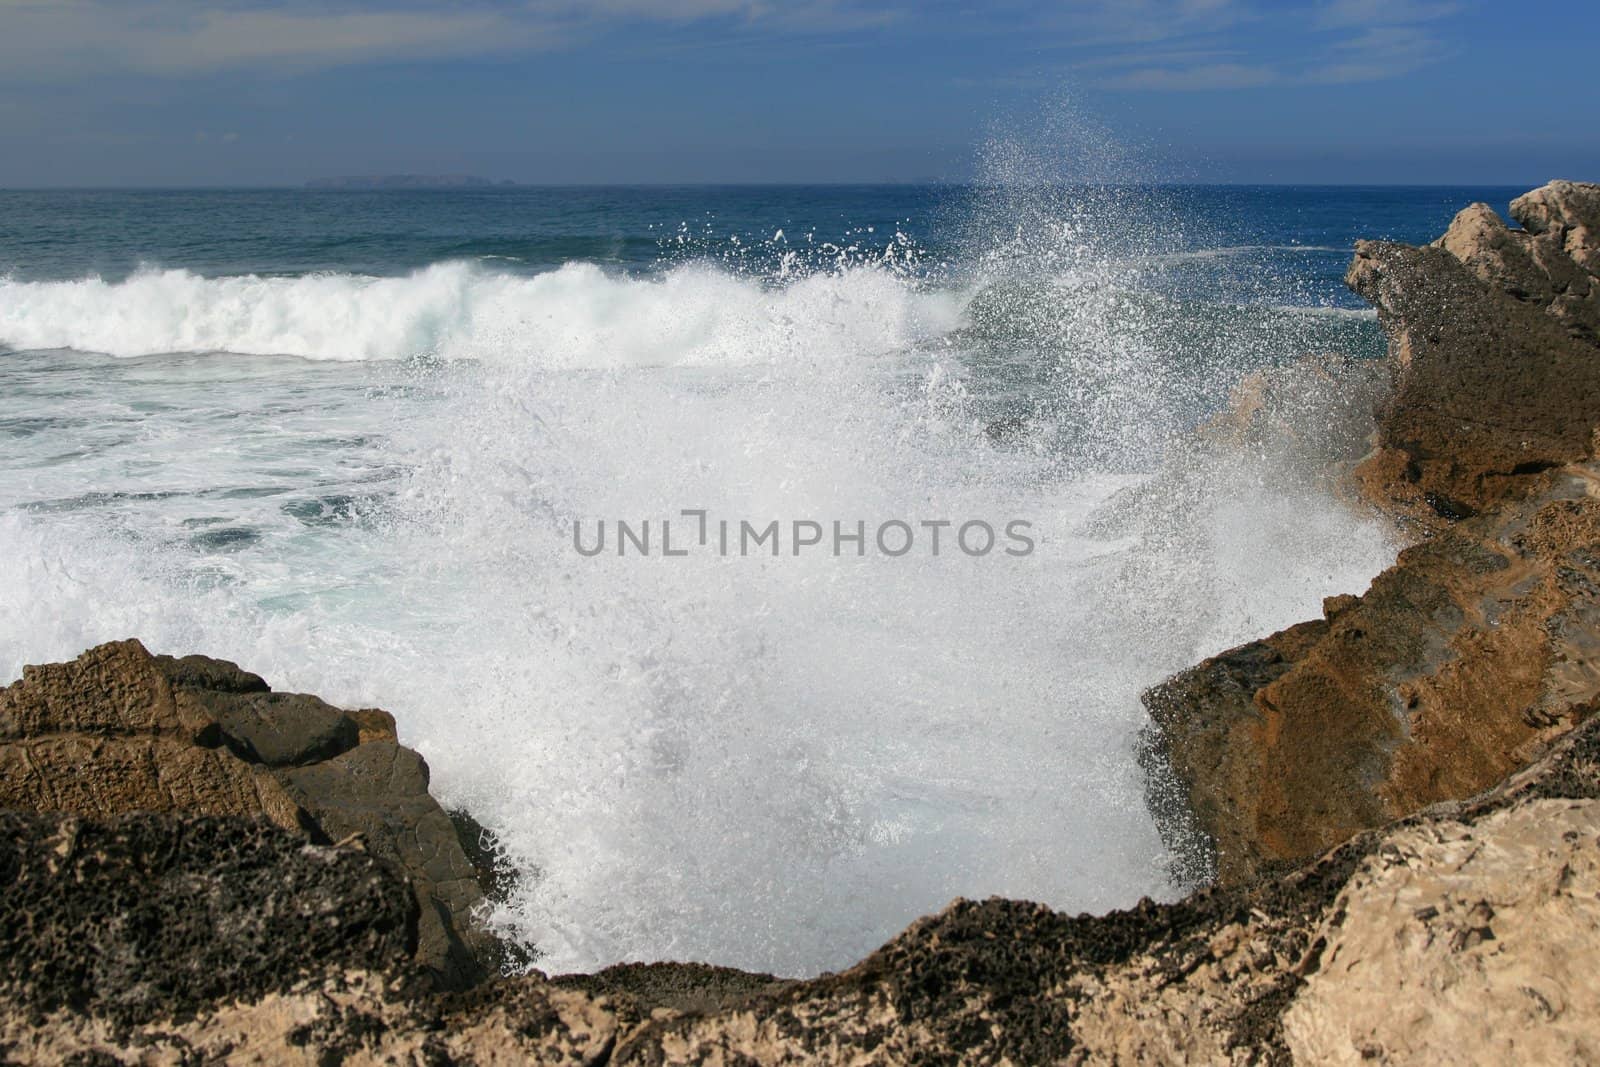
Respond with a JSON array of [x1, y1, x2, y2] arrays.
[[1148, 471, 1600, 883], [1283, 799, 1600, 1065], [0, 639, 215, 742], [0, 735, 307, 832]]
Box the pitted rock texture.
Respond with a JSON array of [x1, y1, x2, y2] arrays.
[[1441, 180, 1600, 343], [0, 812, 417, 1025], [8, 714, 1598, 1065], [0, 639, 494, 987]]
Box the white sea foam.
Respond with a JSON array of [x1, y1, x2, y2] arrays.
[[1268, 303, 1379, 320], [0, 260, 963, 366]]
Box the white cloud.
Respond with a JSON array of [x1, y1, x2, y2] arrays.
[[0, 0, 1461, 90], [1301, 23, 1445, 83], [0, 0, 896, 81], [1085, 0, 1457, 91], [0, 3, 546, 78]]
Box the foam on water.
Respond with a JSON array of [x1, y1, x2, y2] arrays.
[[0, 176, 1399, 976], [0, 259, 960, 366]]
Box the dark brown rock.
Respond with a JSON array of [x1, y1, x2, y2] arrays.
[[0, 640, 497, 989], [203, 690, 362, 767], [283, 742, 498, 989], [1347, 238, 1600, 523], [0, 811, 417, 1025]]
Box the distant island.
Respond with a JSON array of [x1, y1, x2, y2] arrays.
[[305, 175, 518, 190]]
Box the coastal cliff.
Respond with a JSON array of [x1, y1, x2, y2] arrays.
[[1146, 179, 1600, 887], [4, 181, 1600, 1063]]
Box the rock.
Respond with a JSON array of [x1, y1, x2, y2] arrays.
[[0, 640, 497, 988], [12, 715, 1597, 1064], [0, 639, 216, 742], [152, 652, 269, 694], [1142, 182, 1600, 886], [1347, 237, 1600, 523], [282, 742, 500, 989], [552, 961, 787, 1015], [1147, 468, 1600, 884], [204, 690, 362, 767], [0, 811, 417, 1026], [1281, 799, 1600, 1064], [1441, 180, 1600, 343], [0, 734, 313, 834], [1346, 180, 1600, 525]]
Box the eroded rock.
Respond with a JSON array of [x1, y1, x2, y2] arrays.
[[0, 639, 495, 987], [11, 711, 1596, 1065], [0, 812, 417, 1025], [1145, 181, 1600, 887]]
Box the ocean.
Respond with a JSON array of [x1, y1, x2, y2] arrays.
[[0, 182, 1520, 977]]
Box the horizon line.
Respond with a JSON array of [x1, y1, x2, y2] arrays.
[[0, 179, 1564, 192]]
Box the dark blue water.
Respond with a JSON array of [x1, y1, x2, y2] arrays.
[[0, 184, 1522, 295]]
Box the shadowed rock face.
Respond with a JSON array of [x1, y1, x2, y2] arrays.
[[0, 639, 495, 988], [1348, 181, 1600, 525], [1443, 180, 1600, 344], [1144, 181, 1600, 886]]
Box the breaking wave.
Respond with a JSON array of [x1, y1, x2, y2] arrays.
[[0, 260, 964, 366]]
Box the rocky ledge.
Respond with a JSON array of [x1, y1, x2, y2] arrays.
[[4, 665, 1596, 1063], [4, 181, 1600, 1064], [0, 639, 500, 988], [1146, 179, 1600, 889]]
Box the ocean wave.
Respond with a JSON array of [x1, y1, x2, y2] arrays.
[[0, 260, 965, 366], [1135, 244, 1348, 267], [1267, 303, 1378, 320]]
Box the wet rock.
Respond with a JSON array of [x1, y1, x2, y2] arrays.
[[0, 640, 496, 988], [1148, 471, 1600, 883], [283, 742, 499, 989], [0, 811, 417, 1025]]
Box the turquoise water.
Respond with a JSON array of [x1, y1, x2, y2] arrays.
[[0, 182, 1486, 975]]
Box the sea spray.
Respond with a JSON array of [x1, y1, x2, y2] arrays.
[[0, 178, 1398, 976]]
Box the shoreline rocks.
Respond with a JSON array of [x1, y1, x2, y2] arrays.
[[0, 639, 497, 988], [7, 701, 1598, 1063], [1145, 180, 1600, 887]]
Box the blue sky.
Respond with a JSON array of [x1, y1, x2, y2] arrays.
[[0, 0, 1595, 186]]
